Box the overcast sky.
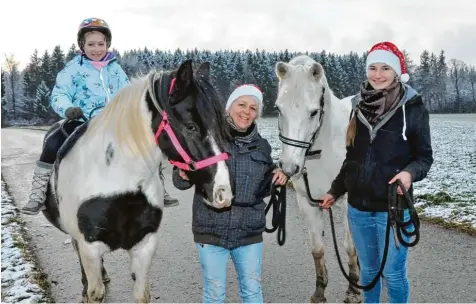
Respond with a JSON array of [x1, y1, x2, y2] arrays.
[[2, 0, 475, 69]]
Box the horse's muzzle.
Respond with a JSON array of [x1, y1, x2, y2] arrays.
[[212, 185, 233, 208], [278, 160, 300, 177]]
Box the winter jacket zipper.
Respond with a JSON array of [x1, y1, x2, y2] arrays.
[[99, 68, 111, 103]]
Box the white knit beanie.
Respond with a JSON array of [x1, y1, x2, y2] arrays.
[[225, 84, 263, 116]]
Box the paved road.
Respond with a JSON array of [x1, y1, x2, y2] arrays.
[[2, 127, 476, 303]]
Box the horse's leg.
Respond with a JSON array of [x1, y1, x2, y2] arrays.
[[72, 239, 88, 303], [77, 239, 107, 303], [128, 232, 159, 303], [296, 194, 328, 303], [341, 200, 362, 303]]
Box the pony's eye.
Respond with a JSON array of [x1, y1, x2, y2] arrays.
[[310, 110, 318, 117], [186, 123, 197, 131]]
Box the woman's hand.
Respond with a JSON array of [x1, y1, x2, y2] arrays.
[[179, 169, 190, 181], [389, 171, 412, 195], [319, 193, 335, 209], [272, 168, 288, 186]]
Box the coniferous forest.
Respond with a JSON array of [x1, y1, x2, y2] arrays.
[[2, 44, 475, 126]]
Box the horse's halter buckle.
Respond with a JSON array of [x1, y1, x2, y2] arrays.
[[153, 77, 229, 171]]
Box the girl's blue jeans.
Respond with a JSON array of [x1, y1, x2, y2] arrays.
[[348, 204, 413, 303]]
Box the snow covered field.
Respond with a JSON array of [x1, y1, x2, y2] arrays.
[[258, 113, 476, 230], [1, 179, 51, 303]]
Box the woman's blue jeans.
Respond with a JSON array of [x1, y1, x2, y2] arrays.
[[348, 204, 413, 303], [196, 242, 263, 303]]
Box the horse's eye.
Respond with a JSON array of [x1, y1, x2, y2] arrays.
[[310, 110, 318, 118], [186, 123, 197, 131]]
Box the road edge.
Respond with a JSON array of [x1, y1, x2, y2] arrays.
[[1, 176, 55, 303]]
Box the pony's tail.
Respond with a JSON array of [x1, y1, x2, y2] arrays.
[[346, 114, 357, 147]]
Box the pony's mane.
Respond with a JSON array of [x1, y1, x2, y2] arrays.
[[192, 75, 231, 145], [87, 73, 156, 158]]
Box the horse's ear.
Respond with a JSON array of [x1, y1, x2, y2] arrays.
[[310, 63, 324, 80], [175, 59, 194, 94], [196, 62, 210, 80], [276, 62, 288, 80]]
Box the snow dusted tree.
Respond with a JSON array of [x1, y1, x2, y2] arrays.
[[40, 50, 55, 89], [210, 51, 230, 100], [448, 59, 465, 113], [21, 71, 36, 118], [416, 50, 432, 110], [66, 44, 78, 62], [468, 66, 476, 108], [341, 52, 363, 97], [120, 50, 140, 77], [51, 45, 65, 75], [3, 54, 22, 120], [172, 48, 185, 68], [230, 52, 246, 88], [243, 50, 257, 85], [35, 81, 51, 120], [111, 48, 122, 62], [401, 50, 417, 90], [435, 51, 448, 112], [1, 69, 5, 98], [22, 50, 42, 117], [1, 69, 7, 126]]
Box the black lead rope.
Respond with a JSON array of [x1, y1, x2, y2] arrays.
[[257, 169, 287, 246], [264, 184, 287, 246], [302, 170, 420, 291]]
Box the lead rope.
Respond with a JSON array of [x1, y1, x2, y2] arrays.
[[302, 171, 420, 291]]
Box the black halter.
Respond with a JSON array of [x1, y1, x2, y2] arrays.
[[278, 87, 326, 157]]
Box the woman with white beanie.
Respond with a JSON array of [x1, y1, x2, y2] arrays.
[[173, 84, 287, 303], [320, 41, 433, 303]]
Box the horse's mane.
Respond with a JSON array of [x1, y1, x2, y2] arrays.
[[192, 74, 231, 145], [87, 73, 155, 158]]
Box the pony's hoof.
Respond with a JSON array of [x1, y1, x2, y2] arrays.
[[343, 290, 362, 303], [310, 295, 327, 303], [135, 286, 151, 303], [88, 283, 106, 303]]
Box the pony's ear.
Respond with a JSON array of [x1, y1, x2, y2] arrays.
[[196, 62, 210, 80], [175, 59, 194, 94], [310, 62, 324, 80], [276, 62, 288, 80]]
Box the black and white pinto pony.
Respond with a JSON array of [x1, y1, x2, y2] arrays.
[[274, 55, 362, 303], [41, 60, 233, 303]]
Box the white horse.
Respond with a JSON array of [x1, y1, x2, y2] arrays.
[[274, 55, 362, 303], [42, 60, 233, 303]]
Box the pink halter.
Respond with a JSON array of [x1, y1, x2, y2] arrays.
[[154, 78, 229, 171]]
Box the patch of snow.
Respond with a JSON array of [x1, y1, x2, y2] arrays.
[[1, 179, 50, 303], [413, 114, 476, 229]]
